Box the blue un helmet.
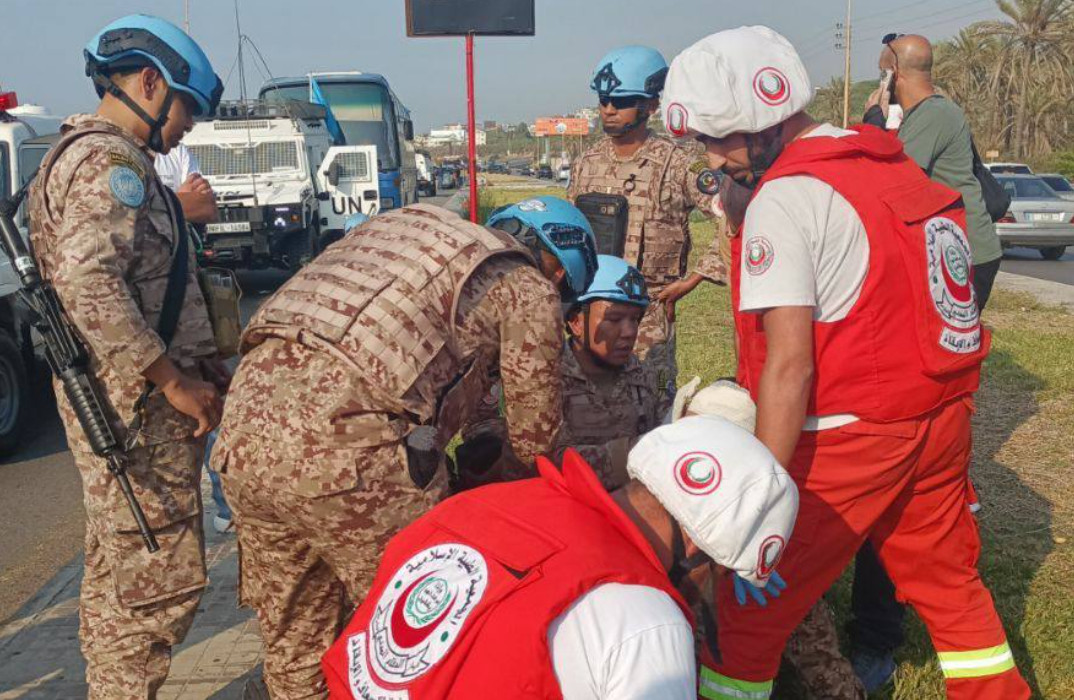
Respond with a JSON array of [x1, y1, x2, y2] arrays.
[[576, 255, 650, 308], [85, 15, 223, 151], [344, 212, 369, 231], [486, 196, 598, 301], [590, 46, 669, 100]]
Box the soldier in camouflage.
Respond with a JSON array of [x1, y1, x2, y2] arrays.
[[568, 46, 729, 410], [555, 255, 661, 491], [213, 197, 597, 699], [27, 16, 226, 698]]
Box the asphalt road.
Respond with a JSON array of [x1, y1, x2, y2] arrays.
[[1000, 246, 1074, 286], [0, 192, 456, 623]]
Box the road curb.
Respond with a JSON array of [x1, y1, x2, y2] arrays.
[[994, 271, 1074, 310]]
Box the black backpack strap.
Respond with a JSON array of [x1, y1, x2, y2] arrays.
[[126, 185, 191, 444], [156, 186, 190, 348]]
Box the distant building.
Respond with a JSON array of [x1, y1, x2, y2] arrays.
[[574, 107, 600, 128], [483, 120, 500, 131], [424, 124, 486, 147]]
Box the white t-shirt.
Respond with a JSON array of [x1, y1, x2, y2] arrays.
[[154, 143, 201, 191], [548, 583, 696, 700], [739, 123, 869, 429]]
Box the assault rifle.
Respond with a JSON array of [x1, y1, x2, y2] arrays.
[[0, 178, 158, 552]]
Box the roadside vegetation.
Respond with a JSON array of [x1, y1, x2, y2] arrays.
[[812, 0, 1074, 172], [482, 184, 1074, 699]]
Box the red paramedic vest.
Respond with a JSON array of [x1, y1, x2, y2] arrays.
[[730, 125, 989, 422], [322, 450, 693, 699]]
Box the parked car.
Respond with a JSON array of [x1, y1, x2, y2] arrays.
[[1038, 173, 1074, 201], [537, 165, 554, 179], [986, 162, 1033, 175], [557, 164, 571, 183], [995, 174, 1074, 260], [437, 166, 459, 190]]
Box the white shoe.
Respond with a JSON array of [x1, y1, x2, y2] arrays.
[[213, 515, 234, 534]]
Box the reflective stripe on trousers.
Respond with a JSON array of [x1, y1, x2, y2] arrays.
[[938, 641, 1016, 680], [699, 667, 772, 700]]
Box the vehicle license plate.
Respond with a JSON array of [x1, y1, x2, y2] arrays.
[[207, 221, 252, 234], [1029, 212, 1066, 222]]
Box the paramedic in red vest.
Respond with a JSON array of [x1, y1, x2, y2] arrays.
[[322, 416, 798, 699], [661, 26, 1029, 700]]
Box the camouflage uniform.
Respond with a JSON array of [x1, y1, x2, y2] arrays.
[[785, 601, 867, 699], [554, 343, 662, 491], [212, 204, 564, 699], [567, 132, 728, 409], [28, 114, 216, 698]]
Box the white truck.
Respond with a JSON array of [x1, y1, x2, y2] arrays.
[[0, 94, 62, 456], [185, 100, 379, 270]]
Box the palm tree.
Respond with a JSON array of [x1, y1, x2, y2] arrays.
[[977, 0, 1074, 158]]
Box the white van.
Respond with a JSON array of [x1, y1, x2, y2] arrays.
[[0, 94, 62, 455]]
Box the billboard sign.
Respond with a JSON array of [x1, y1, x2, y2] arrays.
[[534, 117, 590, 137], [406, 0, 535, 36]]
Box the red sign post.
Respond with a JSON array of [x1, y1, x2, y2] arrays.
[[466, 34, 478, 223]]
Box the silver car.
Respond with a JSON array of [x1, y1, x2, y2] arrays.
[[1038, 173, 1074, 201], [995, 174, 1074, 260]]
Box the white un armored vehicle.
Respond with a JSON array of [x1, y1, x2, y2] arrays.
[[185, 100, 379, 270]]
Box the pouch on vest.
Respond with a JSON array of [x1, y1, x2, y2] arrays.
[[880, 181, 990, 376], [197, 266, 243, 358], [575, 192, 628, 257]]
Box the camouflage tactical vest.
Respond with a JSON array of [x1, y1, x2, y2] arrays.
[[573, 136, 682, 286], [242, 204, 532, 440]]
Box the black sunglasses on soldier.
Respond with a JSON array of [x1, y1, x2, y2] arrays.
[[599, 94, 645, 110]]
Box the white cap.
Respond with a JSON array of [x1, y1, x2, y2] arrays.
[[662, 26, 812, 140], [628, 415, 798, 586]]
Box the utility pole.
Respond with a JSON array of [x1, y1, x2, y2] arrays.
[[184, 0, 190, 33], [841, 0, 853, 128]]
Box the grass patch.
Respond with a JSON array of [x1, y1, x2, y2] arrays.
[[467, 186, 1073, 697]]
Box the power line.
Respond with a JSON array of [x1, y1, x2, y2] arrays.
[[856, 5, 999, 44], [855, 0, 994, 33]]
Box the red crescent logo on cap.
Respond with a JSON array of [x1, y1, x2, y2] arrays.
[[757, 534, 786, 578], [666, 102, 689, 137], [753, 67, 791, 106], [673, 451, 722, 495]]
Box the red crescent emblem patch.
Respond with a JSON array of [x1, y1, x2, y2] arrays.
[[666, 102, 690, 137], [389, 572, 458, 649], [753, 67, 791, 106], [674, 451, 723, 495]]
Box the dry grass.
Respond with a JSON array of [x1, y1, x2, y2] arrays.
[[468, 188, 1074, 699]]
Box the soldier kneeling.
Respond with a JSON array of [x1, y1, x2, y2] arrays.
[[556, 254, 661, 491]]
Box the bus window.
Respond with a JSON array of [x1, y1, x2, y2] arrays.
[[263, 81, 400, 171]]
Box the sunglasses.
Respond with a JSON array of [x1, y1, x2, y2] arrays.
[[882, 32, 905, 45], [598, 94, 645, 110]]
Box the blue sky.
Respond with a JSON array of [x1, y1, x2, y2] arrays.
[[1, 0, 1005, 130]]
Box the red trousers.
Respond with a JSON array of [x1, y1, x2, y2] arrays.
[[702, 399, 1030, 700]]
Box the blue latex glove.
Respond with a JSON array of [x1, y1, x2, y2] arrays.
[[733, 571, 787, 607]]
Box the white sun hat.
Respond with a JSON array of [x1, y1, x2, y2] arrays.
[[628, 415, 798, 586], [662, 25, 812, 140]]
